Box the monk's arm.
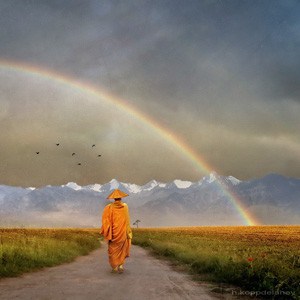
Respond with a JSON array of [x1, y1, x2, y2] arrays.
[[100, 204, 112, 241], [124, 204, 132, 239]]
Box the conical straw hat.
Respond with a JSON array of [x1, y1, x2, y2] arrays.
[[107, 189, 129, 199]]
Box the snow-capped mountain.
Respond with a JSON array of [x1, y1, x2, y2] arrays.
[[63, 182, 82, 191], [141, 180, 160, 191], [202, 172, 218, 184], [168, 180, 193, 189], [86, 184, 102, 192], [0, 173, 299, 227]]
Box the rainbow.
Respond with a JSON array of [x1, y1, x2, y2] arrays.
[[0, 59, 259, 225]]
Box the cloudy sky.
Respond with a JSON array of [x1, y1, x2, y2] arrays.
[[0, 0, 299, 187]]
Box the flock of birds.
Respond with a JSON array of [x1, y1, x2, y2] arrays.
[[35, 143, 101, 166]]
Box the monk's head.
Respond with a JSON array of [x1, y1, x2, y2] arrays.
[[106, 189, 128, 200], [114, 198, 122, 201]]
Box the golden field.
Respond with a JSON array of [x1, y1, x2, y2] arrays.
[[1, 226, 299, 298], [0, 228, 101, 277], [132, 226, 300, 299]]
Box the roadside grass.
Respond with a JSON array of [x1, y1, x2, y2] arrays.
[[132, 226, 300, 299], [0, 228, 101, 278]]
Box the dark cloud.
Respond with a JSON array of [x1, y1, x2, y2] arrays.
[[261, 64, 300, 102], [0, 0, 300, 186]]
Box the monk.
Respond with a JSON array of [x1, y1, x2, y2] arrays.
[[100, 189, 132, 273]]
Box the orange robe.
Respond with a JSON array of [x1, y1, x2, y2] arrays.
[[100, 201, 132, 268]]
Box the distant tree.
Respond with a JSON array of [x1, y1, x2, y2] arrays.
[[133, 219, 141, 228]]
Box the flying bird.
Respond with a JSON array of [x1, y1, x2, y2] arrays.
[[98, 155, 101, 157], [72, 153, 76, 156], [56, 143, 60, 146], [36, 152, 39, 154], [92, 144, 96, 147], [77, 163, 81, 165]]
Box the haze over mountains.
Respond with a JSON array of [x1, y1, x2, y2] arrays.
[[0, 173, 299, 227]]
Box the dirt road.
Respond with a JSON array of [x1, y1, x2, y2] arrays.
[[0, 245, 226, 300]]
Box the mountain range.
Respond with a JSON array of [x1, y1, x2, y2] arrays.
[[0, 173, 299, 227]]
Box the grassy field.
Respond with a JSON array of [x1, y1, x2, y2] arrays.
[[0, 228, 101, 278], [132, 226, 300, 299]]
